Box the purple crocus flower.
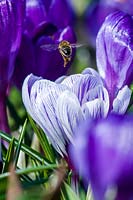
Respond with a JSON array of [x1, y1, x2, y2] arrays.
[[22, 67, 131, 157], [96, 11, 133, 105], [0, 0, 25, 132], [13, 0, 76, 89], [70, 114, 133, 200]]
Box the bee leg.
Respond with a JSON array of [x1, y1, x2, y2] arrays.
[[63, 57, 71, 67]]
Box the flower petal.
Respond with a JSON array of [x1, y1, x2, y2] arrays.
[[22, 74, 42, 122], [22, 74, 69, 156], [62, 73, 103, 105], [112, 85, 131, 114], [82, 67, 103, 85], [0, 0, 25, 85], [25, 0, 47, 36], [56, 90, 84, 144], [48, 0, 75, 28], [82, 86, 109, 118]]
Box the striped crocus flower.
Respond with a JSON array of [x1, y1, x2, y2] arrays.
[[22, 66, 130, 157], [22, 68, 109, 156]]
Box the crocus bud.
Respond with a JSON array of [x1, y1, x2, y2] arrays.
[[96, 11, 133, 103]]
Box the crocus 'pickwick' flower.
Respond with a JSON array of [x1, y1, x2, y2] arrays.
[[22, 69, 109, 156], [96, 11, 133, 107], [22, 67, 131, 157], [0, 0, 25, 132], [70, 114, 133, 200], [13, 0, 76, 89]]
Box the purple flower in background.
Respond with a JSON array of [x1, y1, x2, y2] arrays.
[[13, 0, 76, 89], [70, 114, 133, 200], [96, 11, 133, 105], [0, 0, 24, 132], [22, 68, 109, 156], [85, 0, 133, 46]]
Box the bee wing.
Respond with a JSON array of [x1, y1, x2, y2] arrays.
[[71, 43, 88, 48], [40, 44, 58, 51]]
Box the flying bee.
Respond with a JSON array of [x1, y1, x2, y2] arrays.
[[58, 40, 72, 67], [41, 40, 84, 67]]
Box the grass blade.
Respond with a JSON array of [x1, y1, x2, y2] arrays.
[[14, 119, 27, 167], [61, 182, 80, 200], [2, 137, 15, 173], [0, 164, 58, 180], [0, 131, 51, 164], [28, 115, 55, 162]]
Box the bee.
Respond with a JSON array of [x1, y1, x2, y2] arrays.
[[41, 40, 84, 67]]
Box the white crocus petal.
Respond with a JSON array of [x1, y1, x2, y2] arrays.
[[55, 75, 67, 83], [23, 76, 69, 156], [56, 90, 84, 144], [82, 85, 109, 117], [82, 67, 104, 85], [22, 74, 42, 123], [102, 87, 110, 117], [82, 99, 105, 119], [30, 80, 69, 156], [61, 74, 83, 89], [112, 85, 131, 114]]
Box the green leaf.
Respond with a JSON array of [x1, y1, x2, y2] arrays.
[[0, 164, 58, 180], [14, 119, 28, 167], [61, 182, 80, 200], [0, 177, 7, 199], [0, 131, 51, 164], [86, 185, 94, 200], [2, 137, 15, 173], [28, 115, 55, 162]]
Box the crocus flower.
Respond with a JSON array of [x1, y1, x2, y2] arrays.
[[22, 66, 131, 157], [13, 0, 76, 89], [0, 0, 25, 132], [96, 11, 133, 106], [22, 69, 109, 156], [70, 114, 133, 200], [85, 0, 133, 47]]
